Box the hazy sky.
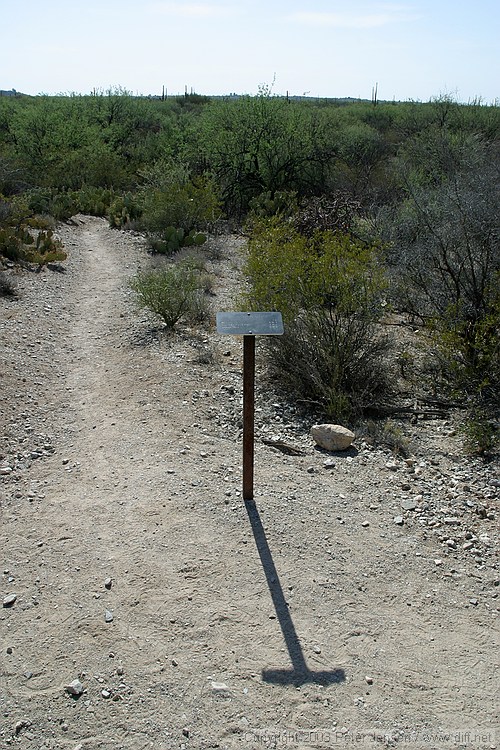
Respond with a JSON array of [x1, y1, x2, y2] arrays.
[[2, 0, 499, 102]]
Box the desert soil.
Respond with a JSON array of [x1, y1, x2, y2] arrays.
[[0, 216, 499, 750]]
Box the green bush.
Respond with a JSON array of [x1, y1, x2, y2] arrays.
[[26, 188, 79, 221], [129, 261, 211, 329], [75, 186, 115, 216], [243, 218, 391, 421], [148, 227, 207, 255], [461, 410, 499, 456], [430, 284, 499, 453], [247, 190, 299, 220], [108, 193, 142, 228], [0, 224, 66, 265], [0, 196, 67, 264], [138, 175, 221, 235]]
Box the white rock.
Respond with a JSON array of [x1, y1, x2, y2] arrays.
[[401, 498, 417, 511], [310, 424, 355, 451], [65, 679, 84, 696], [211, 681, 229, 693]]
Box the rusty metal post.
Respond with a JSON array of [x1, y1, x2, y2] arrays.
[[243, 335, 255, 501]]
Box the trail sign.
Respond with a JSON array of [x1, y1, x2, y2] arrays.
[[216, 312, 284, 336], [216, 312, 284, 501]]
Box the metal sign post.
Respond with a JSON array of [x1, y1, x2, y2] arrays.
[[216, 312, 284, 501]]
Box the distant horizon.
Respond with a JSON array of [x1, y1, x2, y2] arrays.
[[2, 1, 499, 105], [1, 85, 498, 107]]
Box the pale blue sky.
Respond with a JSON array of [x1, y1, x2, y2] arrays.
[[2, 0, 499, 102]]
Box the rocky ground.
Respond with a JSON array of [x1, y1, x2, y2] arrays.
[[0, 216, 498, 750]]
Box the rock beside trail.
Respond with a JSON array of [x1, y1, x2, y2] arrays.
[[310, 424, 355, 451], [65, 679, 84, 696]]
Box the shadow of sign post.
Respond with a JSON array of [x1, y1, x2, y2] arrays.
[[245, 498, 346, 687]]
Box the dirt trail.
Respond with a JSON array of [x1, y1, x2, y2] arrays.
[[1, 217, 499, 749]]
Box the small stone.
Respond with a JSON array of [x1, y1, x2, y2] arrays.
[[211, 681, 229, 693], [6, 647, 13, 654], [104, 577, 112, 590], [3, 594, 17, 607], [182, 728, 190, 738], [365, 676, 374, 684], [435, 559, 443, 566], [361, 521, 370, 527], [116, 666, 124, 675], [323, 459, 335, 469], [310, 424, 355, 451], [469, 598, 479, 606], [65, 679, 84, 696], [445, 539, 457, 548], [306, 466, 315, 474], [105, 609, 114, 623], [101, 689, 111, 699], [15, 720, 31, 736], [463, 541, 474, 550], [313, 645, 321, 654], [0, 466, 13, 475], [171, 659, 178, 667], [394, 516, 404, 526], [401, 498, 417, 511]]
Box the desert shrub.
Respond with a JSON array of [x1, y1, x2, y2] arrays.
[[243, 218, 391, 421], [0, 195, 67, 265], [138, 175, 221, 235], [428, 285, 500, 451], [75, 186, 115, 216], [26, 188, 79, 221], [247, 190, 299, 220], [359, 419, 410, 457], [148, 227, 207, 256], [108, 193, 142, 228], [0, 269, 17, 297], [129, 261, 211, 329], [199, 91, 337, 216], [379, 139, 499, 427], [0, 226, 25, 261], [291, 193, 360, 237], [461, 410, 499, 456], [0, 224, 66, 265]]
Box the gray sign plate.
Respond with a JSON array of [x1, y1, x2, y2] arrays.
[[216, 312, 284, 336]]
